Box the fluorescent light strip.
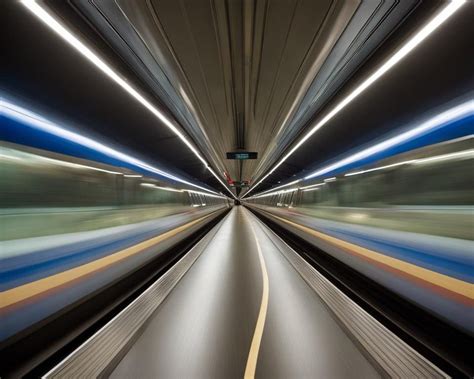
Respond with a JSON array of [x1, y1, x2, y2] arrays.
[[186, 189, 227, 199], [249, 142, 474, 196], [35, 155, 123, 175], [412, 149, 474, 165], [2, 99, 222, 195], [20, 0, 232, 197], [302, 187, 322, 192], [343, 148, 474, 177], [252, 147, 474, 195], [140, 183, 184, 193], [243, 0, 466, 198], [2, 101, 173, 180], [0, 153, 21, 161], [251, 181, 326, 198], [248, 100, 473, 197], [207, 167, 237, 198], [251, 187, 299, 200], [305, 101, 474, 180], [140, 183, 228, 199], [300, 182, 326, 190], [254, 179, 301, 197], [345, 161, 410, 177], [155, 186, 184, 193], [3, 141, 127, 175]]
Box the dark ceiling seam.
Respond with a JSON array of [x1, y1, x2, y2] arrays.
[[264, 0, 340, 139], [251, 0, 269, 121], [258, 0, 300, 136], [179, 0, 223, 140]]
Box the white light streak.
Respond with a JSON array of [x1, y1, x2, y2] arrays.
[[250, 187, 299, 200], [207, 166, 236, 198], [302, 187, 322, 192], [345, 161, 413, 177], [35, 155, 123, 175], [155, 186, 184, 193], [345, 148, 474, 177], [1, 99, 224, 195], [251, 179, 301, 198], [20, 0, 233, 196], [140, 183, 184, 193], [243, 0, 466, 198], [186, 189, 227, 199], [0, 153, 21, 161], [140, 183, 227, 199], [300, 182, 326, 190], [412, 149, 474, 165], [305, 101, 473, 180]]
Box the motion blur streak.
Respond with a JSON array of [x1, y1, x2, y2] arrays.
[[0, 139, 231, 341], [247, 101, 474, 199], [2, 0, 473, 377], [1, 99, 222, 196], [243, 0, 466, 197], [248, 100, 474, 199], [268, 213, 473, 302], [304, 100, 474, 181], [19, 0, 235, 197], [345, 147, 474, 177], [246, 135, 474, 333], [0, 212, 217, 309]]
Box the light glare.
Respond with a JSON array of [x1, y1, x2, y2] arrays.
[[243, 0, 466, 198], [20, 0, 233, 197], [1, 99, 224, 196]]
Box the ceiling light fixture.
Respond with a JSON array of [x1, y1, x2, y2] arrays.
[[243, 0, 466, 198], [20, 0, 234, 198]]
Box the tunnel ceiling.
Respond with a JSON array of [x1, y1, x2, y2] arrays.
[[3, 0, 471, 196], [64, 0, 386, 184]]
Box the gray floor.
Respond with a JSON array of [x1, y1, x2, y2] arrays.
[[111, 207, 380, 378]]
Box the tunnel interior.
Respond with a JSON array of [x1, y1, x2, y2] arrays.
[[1, 1, 473, 378]]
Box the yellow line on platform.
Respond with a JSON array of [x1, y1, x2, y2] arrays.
[[268, 212, 473, 300], [1, 212, 216, 308], [244, 211, 270, 379]]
